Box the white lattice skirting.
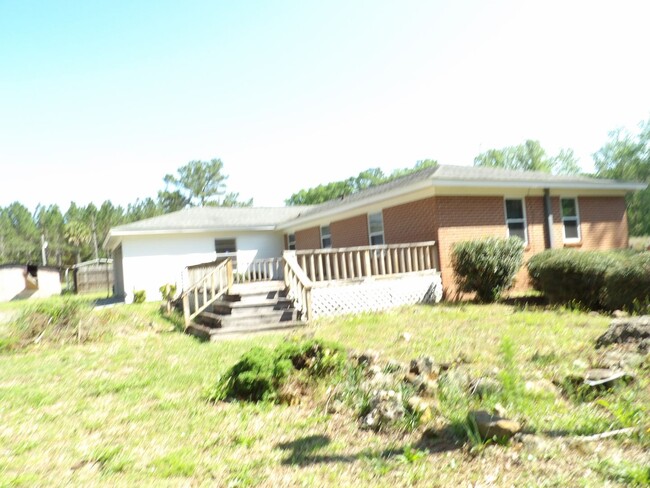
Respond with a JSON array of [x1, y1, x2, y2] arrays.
[[310, 272, 442, 318]]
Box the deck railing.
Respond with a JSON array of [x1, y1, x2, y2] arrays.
[[181, 258, 233, 326], [283, 252, 313, 321], [293, 241, 438, 282], [234, 257, 284, 284]]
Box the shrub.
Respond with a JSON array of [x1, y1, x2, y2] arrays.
[[602, 252, 650, 313], [209, 338, 346, 403], [527, 250, 636, 310], [133, 290, 146, 304], [451, 237, 525, 302]]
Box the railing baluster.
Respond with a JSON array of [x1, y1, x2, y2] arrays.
[[325, 252, 332, 281], [333, 253, 340, 280], [317, 254, 324, 282], [309, 254, 316, 281], [372, 249, 379, 275], [379, 249, 386, 275]]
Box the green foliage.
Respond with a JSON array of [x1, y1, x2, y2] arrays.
[[594, 118, 650, 236], [528, 249, 650, 311], [285, 160, 438, 205], [602, 252, 650, 313], [451, 237, 525, 302], [209, 338, 346, 403], [133, 290, 146, 304], [161, 158, 252, 208], [159, 283, 177, 302], [474, 139, 581, 175]]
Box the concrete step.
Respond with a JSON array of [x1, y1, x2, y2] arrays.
[[186, 321, 306, 341], [195, 309, 299, 329]]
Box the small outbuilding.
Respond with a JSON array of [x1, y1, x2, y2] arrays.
[[0, 264, 62, 302]]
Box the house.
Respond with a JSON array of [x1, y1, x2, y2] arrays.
[[0, 264, 62, 302], [104, 164, 645, 309]]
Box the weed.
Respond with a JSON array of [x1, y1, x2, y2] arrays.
[[149, 449, 196, 478]]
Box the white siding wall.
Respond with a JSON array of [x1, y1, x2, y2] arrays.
[[120, 231, 284, 303], [0, 267, 62, 302]]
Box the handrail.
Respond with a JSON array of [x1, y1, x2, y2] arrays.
[[182, 258, 233, 326], [293, 241, 438, 282], [234, 257, 284, 284], [283, 251, 313, 321]]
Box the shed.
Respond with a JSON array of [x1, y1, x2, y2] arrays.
[[0, 264, 62, 302]]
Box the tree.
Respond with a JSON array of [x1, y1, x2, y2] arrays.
[[64, 220, 92, 264], [594, 119, 650, 236], [474, 140, 581, 175], [285, 160, 438, 205]]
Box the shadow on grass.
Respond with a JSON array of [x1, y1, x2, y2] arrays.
[[276, 426, 463, 467]]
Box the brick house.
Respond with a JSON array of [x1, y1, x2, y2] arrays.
[[105, 165, 644, 306]]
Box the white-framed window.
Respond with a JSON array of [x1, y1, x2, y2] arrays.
[[287, 233, 296, 250], [504, 198, 528, 245], [320, 225, 331, 248], [368, 212, 384, 245], [215, 238, 237, 266], [561, 197, 581, 242]]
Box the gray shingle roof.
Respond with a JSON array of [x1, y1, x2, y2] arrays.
[[110, 206, 314, 233], [106, 164, 645, 248]]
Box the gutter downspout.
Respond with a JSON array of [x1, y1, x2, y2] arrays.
[[543, 189, 554, 249]]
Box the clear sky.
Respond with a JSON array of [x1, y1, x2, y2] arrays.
[[1, 0, 649, 212]]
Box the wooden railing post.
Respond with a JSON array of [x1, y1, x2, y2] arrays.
[[226, 259, 233, 292], [183, 293, 190, 326]]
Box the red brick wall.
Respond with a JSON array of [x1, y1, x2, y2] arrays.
[[383, 197, 437, 244], [331, 214, 369, 247], [295, 226, 321, 250], [575, 196, 629, 249]]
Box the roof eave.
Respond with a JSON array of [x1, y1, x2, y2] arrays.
[[431, 179, 647, 191], [277, 179, 434, 230]]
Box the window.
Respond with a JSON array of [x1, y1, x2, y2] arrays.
[[320, 225, 331, 248], [287, 233, 296, 250], [561, 197, 581, 242], [504, 198, 528, 244], [368, 212, 384, 245], [215, 238, 237, 254]]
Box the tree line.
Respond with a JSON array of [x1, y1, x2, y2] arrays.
[[0, 159, 251, 267], [2, 118, 650, 268]]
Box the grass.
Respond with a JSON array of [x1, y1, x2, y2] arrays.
[[630, 235, 650, 251], [0, 299, 648, 486]]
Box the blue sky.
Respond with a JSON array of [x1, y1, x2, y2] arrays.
[[1, 0, 649, 211]]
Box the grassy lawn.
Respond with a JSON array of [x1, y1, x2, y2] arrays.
[[0, 298, 648, 486], [630, 235, 650, 251]]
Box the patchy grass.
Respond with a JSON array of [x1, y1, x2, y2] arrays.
[[0, 301, 647, 486], [630, 235, 650, 251]]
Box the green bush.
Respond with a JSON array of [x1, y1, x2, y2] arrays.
[[602, 252, 650, 313], [451, 237, 525, 302], [133, 290, 146, 304], [527, 250, 622, 309], [209, 338, 346, 403]]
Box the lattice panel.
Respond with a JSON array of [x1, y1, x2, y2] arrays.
[[311, 273, 442, 318]]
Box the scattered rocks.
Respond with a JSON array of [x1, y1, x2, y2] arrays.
[[596, 316, 650, 353], [598, 349, 647, 370], [409, 356, 438, 378], [612, 309, 629, 319], [361, 389, 404, 430], [469, 410, 521, 442], [404, 372, 437, 395], [438, 367, 472, 392]]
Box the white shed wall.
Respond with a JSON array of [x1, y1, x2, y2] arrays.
[[0, 267, 62, 302], [120, 231, 284, 303]]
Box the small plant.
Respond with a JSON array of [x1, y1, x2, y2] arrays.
[[159, 283, 177, 313], [133, 290, 146, 304], [209, 338, 346, 403], [451, 237, 525, 302]]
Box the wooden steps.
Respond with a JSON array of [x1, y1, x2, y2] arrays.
[[185, 281, 305, 341]]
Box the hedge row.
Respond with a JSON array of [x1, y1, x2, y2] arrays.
[[527, 249, 650, 312]]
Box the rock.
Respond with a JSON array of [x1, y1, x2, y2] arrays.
[[599, 350, 647, 370], [612, 310, 629, 319], [524, 379, 558, 396], [596, 316, 650, 349], [438, 367, 472, 392], [470, 377, 502, 398], [469, 410, 521, 442], [361, 389, 405, 430], [409, 356, 438, 377], [584, 368, 633, 387], [400, 332, 412, 342], [385, 359, 406, 374], [357, 349, 381, 366], [363, 366, 395, 389], [407, 395, 436, 423], [326, 399, 345, 414]]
